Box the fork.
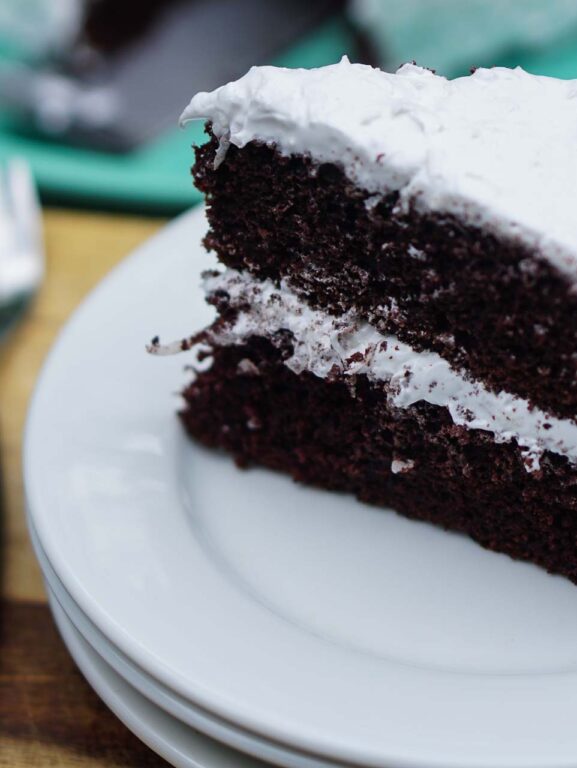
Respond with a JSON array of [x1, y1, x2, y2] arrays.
[[0, 159, 44, 340]]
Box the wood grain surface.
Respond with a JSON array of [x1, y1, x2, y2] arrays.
[[0, 209, 170, 767]]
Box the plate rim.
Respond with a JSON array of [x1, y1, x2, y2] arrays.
[[30, 509, 349, 768], [47, 586, 264, 768]]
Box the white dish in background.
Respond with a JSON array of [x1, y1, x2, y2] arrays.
[[24, 205, 577, 768]]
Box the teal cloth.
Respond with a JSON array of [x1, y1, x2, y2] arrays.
[[0, 15, 576, 214]]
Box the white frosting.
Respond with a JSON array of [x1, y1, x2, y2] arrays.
[[391, 458, 415, 474], [181, 59, 577, 279], [197, 269, 577, 472]]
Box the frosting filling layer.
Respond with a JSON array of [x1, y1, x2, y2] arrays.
[[181, 59, 577, 280], [172, 269, 577, 473]]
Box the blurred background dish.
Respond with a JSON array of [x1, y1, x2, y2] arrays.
[[350, 0, 577, 77], [0, 0, 356, 212]]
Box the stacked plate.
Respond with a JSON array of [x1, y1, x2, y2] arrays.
[[24, 207, 577, 768]]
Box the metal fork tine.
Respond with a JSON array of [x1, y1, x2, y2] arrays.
[[0, 164, 10, 226], [8, 158, 43, 260], [0, 158, 44, 309]]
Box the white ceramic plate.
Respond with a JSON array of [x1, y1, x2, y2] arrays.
[[24, 205, 577, 768], [46, 587, 265, 768], [29, 511, 345, 768]]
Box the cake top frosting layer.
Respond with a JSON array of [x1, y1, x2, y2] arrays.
[[181, 58, 577, 279]]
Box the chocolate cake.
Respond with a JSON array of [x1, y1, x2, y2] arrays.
[[152, 59, 577, 582]]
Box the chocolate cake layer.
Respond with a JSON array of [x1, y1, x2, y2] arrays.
[[182, 338, 577, 583], [193, 132, 577, 421]]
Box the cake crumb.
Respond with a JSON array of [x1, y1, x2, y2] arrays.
[[237, 358, 260, 376], [391, 458, 415, 474]]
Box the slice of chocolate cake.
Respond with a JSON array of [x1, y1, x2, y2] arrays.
[[153, 59, 577, 582]]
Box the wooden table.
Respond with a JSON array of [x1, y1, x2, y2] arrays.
[[0, 209, 171, 767]]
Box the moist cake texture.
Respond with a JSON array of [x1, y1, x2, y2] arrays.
[[192, 135, 577, 419], [154, 60, 577, 582]]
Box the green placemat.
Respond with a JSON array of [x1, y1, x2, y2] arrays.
[[0, 17, 357, 214]]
